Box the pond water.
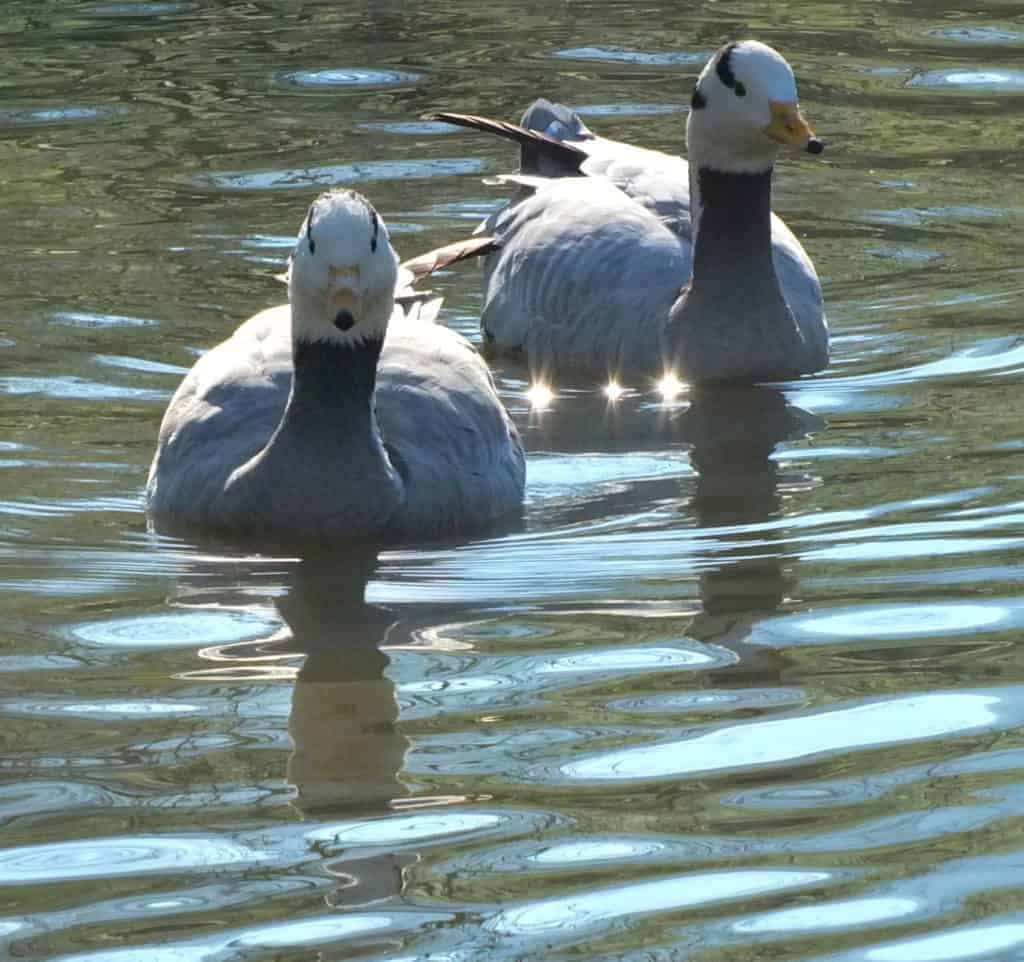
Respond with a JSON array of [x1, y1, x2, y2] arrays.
[[2, 1, 1024, 959]]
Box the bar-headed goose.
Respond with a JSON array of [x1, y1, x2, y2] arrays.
[[146, 190, 525, 541], [426, 40, 828, 385]]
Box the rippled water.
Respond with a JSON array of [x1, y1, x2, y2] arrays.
[[2, 1, 1024, 959]]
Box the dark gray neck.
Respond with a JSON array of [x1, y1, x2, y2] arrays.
[[691, 167, 776, 287], [217, 334, 401, 539], [283, 337, 383, 431], [667, 166, 804, 383]]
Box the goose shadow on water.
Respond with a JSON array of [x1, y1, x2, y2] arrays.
[[168, 382, 823, 907]]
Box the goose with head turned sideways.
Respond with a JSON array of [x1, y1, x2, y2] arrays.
[[426, 40, 829, 385], [146, 189, 525, 542]]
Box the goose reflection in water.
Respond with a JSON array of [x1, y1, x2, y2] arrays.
[[272, 551, 419, 907], [684, 386, 822, 686], [527, 382, 820, 604], [178, 548, 419, 907], [684, 386, 819, 617], [519, 380, 823, 689], [269, 552, 406, 814]]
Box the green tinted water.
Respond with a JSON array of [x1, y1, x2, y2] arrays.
[[3, 2, 1024, 959]]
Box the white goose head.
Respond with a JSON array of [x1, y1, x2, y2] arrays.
[[287, 189, 399, 347], [686, 40, 823, 174]]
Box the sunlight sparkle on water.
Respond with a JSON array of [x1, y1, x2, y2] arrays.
[[526, 382, 555, 410], [604, 381, 626, 402], [657, 371, 686, 401]]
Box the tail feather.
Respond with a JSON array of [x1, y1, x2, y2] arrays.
[[393, 236, 501, 324], [431, 110, 587, 176], [401, 235, 500, 281]]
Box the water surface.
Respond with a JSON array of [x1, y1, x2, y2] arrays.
[[2, 1, 1024, 960]]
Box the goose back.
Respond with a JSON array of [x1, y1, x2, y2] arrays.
[[377, 313, 525, 538]]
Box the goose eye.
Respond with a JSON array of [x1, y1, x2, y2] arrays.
[[734, 81, 746, 97], [333, 309, 355, 331]]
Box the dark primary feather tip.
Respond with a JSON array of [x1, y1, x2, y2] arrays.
[[691, 87, 707, 110]]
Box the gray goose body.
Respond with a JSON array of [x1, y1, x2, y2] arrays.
[[436, 41, 829, 385], [146, 191, 525, 541]]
